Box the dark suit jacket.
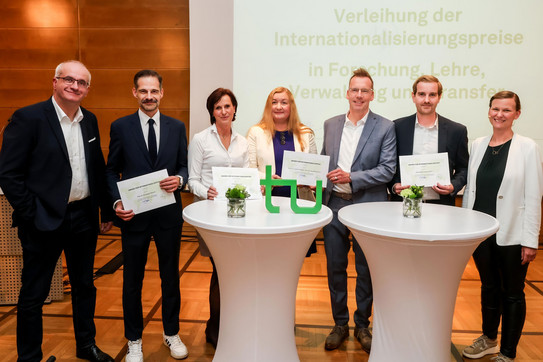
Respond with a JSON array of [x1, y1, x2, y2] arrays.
[[0, 98, 113, 231], [105, 111, 188, 232], [390, 114, 469, 205], [321, 111, 397, 205]]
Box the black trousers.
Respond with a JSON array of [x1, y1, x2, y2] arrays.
[[205, 257, 220, 347], [17, 199, 98, 362], [121, 224, 182, 341], [472, 235, 529, 359]]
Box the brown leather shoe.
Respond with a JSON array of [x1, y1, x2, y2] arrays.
[[354, 326, 372, 353], [324, 324, 349, 350]]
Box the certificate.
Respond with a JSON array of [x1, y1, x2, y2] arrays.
[[212, 167, 261, 200], [399, 153, 450, 187], [117, 169, 175, 214], [281, 151, 330, 187]]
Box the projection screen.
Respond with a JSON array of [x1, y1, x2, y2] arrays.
[[190, 0, 543, 151]]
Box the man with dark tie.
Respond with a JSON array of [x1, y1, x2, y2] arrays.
[[0, 60, 114, 362], [390, 75, 469, 205], [320, 68, 396, 353], [105, 70, 189, 362]]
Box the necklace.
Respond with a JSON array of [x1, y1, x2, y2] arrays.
[[277, 131, 288, 145], [490, 141, 508, 155]]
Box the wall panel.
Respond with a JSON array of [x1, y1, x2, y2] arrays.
[[0, 1, 78, 28], [79, 0, 189, 28], [80, 29, 189, 69], [0, 30, 79, 69], [0, 0, 190, 149], [0, 70, 56, 107]]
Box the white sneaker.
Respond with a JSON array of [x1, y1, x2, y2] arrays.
[[125, 339, 143, 362], [163, 333, 189, 359]]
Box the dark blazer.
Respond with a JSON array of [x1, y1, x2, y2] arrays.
[[105, 112, 188, 231], [321, 111, 397, 205], [0, 98, 112, 231], [390, 114, 469, 205]]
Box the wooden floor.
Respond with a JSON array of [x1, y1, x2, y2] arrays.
[[1, 223, 543, 361]]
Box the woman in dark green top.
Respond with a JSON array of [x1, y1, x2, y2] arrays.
[[462, 91, 543, 362]]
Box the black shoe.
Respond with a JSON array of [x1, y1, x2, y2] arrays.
[[76, 344, 114, 362], [206, 335, 218, 349], [354, 326, 372, 353], [324, 324, 349, 350]]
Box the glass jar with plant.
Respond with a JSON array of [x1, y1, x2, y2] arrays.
[[225, 184, 250, 218], [400, 185, 424, 218]]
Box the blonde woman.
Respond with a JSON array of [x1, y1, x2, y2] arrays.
[[247, 86, 316, 194], [247, 86, 317, 253]]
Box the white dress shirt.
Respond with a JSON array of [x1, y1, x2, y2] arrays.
[[138, 109, 160, 153], [188, 124, 249, 200], [334, 112, 368, 194], [413, 115, 439, 200], [52, 96, 89, 202]]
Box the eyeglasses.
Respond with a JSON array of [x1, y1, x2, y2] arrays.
[[349, 88, 373, 95], [56, 76, 89, 88]]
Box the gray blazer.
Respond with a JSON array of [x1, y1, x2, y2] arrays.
[[321, 111, 397, 205]]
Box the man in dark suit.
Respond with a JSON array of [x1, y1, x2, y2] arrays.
[[105, 70, 188, 361], [390, 75, 469, 205], [321, 68, 396, 353], [0, 60, 114, 362]]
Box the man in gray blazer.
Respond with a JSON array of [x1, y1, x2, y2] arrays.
[[389, 75, 468, 205], [321, 68, 396, 353]]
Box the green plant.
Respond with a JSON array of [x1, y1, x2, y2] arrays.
[[399, 185, 424, 199], [225, 184, 250, 199]]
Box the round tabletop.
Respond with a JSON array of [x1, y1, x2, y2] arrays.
[[183, 196, 333, 234], [338, 202, 499, 242]]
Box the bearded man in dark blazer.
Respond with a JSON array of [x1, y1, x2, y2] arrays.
[[105, 70, 188, 361], [390, 75, 469, 205], [0, 60, 114, 362]]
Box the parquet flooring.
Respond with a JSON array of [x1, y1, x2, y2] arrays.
[[1, 222, 543, 361]]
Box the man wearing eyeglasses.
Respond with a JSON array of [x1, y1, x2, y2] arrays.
[[389, 75, 468, 205], [320, 67, 396, 354], [0, 60, 114, 362]]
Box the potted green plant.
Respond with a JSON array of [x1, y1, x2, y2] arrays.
[[399, 185, 424, 218], [225, 184, 250, 218]]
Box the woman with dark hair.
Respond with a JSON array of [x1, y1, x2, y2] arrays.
[[188, 88, 248, 348], [462, 91, 543, 362]]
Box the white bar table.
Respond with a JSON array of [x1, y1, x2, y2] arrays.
[[338, 202, 499, 362], [183, 197, 332, 362]]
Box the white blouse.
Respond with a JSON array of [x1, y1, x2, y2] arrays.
[[188, 124, 249, 200]]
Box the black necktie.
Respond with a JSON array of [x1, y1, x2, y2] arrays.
[[148, 119, 157, 164]]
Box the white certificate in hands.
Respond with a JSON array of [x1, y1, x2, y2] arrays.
[[212, 167, 261, 200], [117, 169, 175, 214], [399, 153, 450, 187], [281, 151, 330, 187]]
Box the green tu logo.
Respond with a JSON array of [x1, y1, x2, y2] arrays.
[[260, 165, 322, 214]]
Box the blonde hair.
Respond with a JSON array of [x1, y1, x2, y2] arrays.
[[256, 87, 313, 151]]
